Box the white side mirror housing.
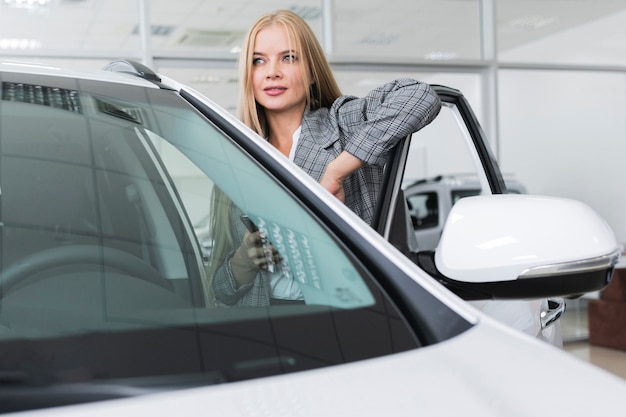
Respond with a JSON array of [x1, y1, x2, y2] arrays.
[[433, 195, 619, 298]]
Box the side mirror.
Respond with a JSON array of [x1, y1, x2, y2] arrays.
[[430, 195, 620, 299]]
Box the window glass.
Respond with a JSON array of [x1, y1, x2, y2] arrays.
[[332, 0, 481, 60], [0, 74, 419, 400], [148, 130, 377, 309], [402, 102, 491, 251], [451, 189, 482, 204], [498, 1, 626, 66], [406, 192, 439, 231], [404, 103, 486, 185]]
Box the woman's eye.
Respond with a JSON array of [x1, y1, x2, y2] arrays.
[[252, 57, 264, 65], [283, 54, 298, 63]]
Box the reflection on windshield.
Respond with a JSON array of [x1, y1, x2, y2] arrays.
[[0, 77, 419, 412], [149, 127, 376, 310]]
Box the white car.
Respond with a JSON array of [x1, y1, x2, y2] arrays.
[[0, 60, 623, 415]]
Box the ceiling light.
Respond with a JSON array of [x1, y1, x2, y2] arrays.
[[191, 75, 221, 84], [177, 29, 245, 48], [359, 32, 399, 45], [509, 15, 557, 29], [132, 25, 176, 37], [423, 51, 457, 60], [0, 38, 41, 50], [3, 0, 51, 8]]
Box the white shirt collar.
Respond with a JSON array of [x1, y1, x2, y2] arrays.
[[288, 125, 302, 161]]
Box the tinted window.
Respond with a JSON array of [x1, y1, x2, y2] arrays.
[[406, 192, 439, 230], [451, 189, 481, 204], [0, 74, 421, 411]]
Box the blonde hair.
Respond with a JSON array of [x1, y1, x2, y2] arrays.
[[237, 9, 342, 137]]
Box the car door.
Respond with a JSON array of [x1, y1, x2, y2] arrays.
[[373, 85, 505, 254], [373, 85, 563, 345]]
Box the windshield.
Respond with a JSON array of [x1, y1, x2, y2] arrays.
[[0, 73, 428, 412]]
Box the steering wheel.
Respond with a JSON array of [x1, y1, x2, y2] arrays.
[[0, 245, 174, 295]]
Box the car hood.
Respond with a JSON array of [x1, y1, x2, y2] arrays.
[[11, 316, 625, 417]]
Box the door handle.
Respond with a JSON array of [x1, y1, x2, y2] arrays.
[[540, 297, 566, 329]]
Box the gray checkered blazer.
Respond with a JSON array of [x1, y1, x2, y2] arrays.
[[296, 78, 441, 226], [213, 78, 441, 307]]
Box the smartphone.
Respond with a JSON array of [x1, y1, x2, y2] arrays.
[[240, 214, 258, 233], [240, 214, 275, 272]]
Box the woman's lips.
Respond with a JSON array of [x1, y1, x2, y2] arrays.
[[264, 86, 286, 96]]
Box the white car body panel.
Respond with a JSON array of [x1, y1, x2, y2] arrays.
[[0, 61, 158, 87], [11, 317, 625, 417]]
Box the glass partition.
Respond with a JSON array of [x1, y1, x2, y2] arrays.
[[497, 1, 626, 66], [331, 0, 481, 60], [149, 0, 323, 56]]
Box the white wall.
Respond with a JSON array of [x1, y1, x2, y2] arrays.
[[498, 70, 626, 242]]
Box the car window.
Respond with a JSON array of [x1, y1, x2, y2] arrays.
[[451, 189, 481, 204], [406, 191, 439, 230], [403, 102, 494, 251], [0, 76, 424, 403], [404, 102, 490, 189]]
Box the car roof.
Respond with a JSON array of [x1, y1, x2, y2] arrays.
[[0, 61, 158, 88]]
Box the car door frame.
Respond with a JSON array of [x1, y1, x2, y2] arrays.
[[372, 85, 507, 259]]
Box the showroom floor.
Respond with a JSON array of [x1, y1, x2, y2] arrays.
[[564, 341, 626, 380], [561, 298, 626, 380]]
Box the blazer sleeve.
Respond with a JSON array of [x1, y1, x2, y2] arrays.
[[331, 78, 441, 166]]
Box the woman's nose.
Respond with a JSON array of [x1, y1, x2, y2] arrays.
[[266, 62, 281, 79]]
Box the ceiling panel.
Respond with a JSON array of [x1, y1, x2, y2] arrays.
[[0, 0, 625, 65]]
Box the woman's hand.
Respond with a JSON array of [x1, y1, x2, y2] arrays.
[[230, 231, 281, 287], [321, 151, 364, 203], [320, 174, 345, 203]]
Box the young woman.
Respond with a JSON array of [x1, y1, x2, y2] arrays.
[[208, 9, 441, 307]]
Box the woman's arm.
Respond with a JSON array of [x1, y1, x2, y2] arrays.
[[317, 79, 440, 201], [211, 207, 264, 306], [334, 78, 441, 167]]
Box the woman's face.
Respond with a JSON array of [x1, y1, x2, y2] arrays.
[[251, 24, 308, 117]]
